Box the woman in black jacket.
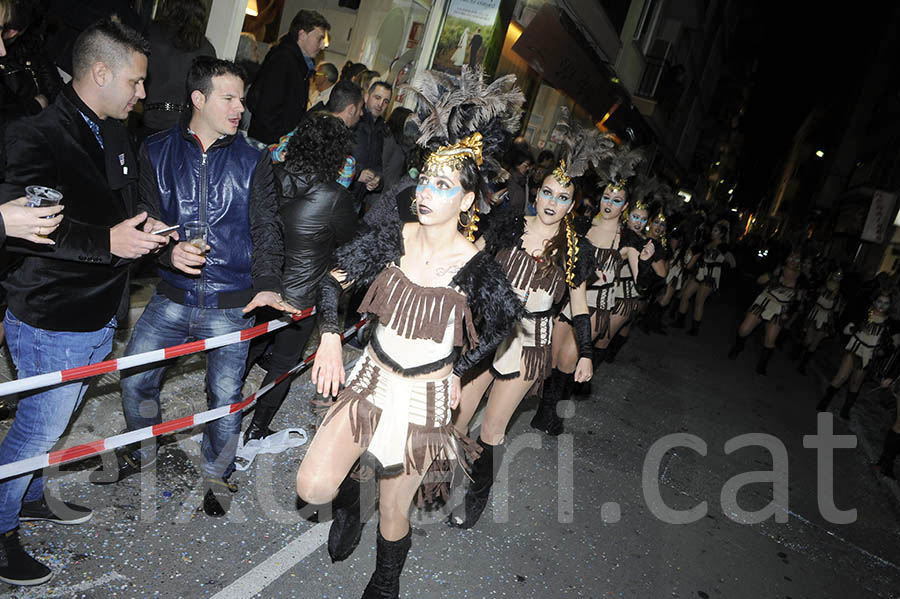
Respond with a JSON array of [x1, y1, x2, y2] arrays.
[[242, 112, 358, 442]]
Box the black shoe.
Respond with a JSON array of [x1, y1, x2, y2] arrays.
[[672, 311, 687, 329], [243, 421, 275, 444], [327, 474, 364, 562], [361, 527, 412, 599], [202, 477, 237, 517], [20, 497, 92, 525], [89, 452, 150, 485], [0, 529, 52, 586]]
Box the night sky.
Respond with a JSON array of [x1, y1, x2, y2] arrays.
[[734, 6, 878, 209]]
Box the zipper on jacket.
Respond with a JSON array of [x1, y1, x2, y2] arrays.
[[199, 151, 207, 307]]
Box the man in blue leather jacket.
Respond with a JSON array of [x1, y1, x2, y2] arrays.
[[91, 57, 292, 517]]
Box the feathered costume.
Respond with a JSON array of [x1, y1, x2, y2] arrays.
[[316, 67, 525, 490], [482, 109, 609, 394]]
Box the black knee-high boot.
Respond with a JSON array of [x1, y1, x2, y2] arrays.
[[605, 334, 628, 363], [328, 473, 364, 562], [447, 437, 505, 529], [755, 347, 774, 375], [875, 430, 900, 479], [816, 385, 839, 412], [839, 391, 859, 419], [797, 350, 812, 374], [531, 368, 570, 435], [361, 526, 412, 599], [728, 332, 746, 359]]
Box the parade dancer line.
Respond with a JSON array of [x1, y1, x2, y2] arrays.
[[297, 67, 524, 598], [449, 115, 610, 529]]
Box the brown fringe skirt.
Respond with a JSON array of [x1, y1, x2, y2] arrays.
[[318, 352, 480, 503]]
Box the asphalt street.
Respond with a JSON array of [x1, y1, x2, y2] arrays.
[[0, 287, 897, 599]]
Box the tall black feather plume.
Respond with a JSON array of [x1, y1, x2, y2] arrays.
[[553, 107, 616, 179], [404, 66, 525, 183]]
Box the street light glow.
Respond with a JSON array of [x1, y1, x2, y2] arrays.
[[815, 150, 824, 158]]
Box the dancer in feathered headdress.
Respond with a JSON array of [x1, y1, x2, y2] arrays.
[[298, 66, 525, 597], [447, 108, 610, 529], [550, 138, 653, 379]]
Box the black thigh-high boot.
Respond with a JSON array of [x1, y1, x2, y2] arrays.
[[755, 347, 774, 375], [816, 385, 839, 412], [327, 469, 371, 562], [447, 437, 505, 529], [875, 430, 900, 479], [727, 332, 746, 359], [361, 526, 412, 599], [531, 369, 569, 435], [797, 350, 812, 374], [839, 391, 859, 420]]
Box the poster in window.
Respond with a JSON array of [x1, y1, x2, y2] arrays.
[[431, 0, 501, 76]]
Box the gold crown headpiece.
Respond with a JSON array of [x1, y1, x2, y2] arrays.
[[423, 133, 484, 178], [552, 159, 571, 187]]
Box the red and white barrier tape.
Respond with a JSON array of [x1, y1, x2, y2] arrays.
[[0, 307, 317, 399], [0, 319, 367, 481]]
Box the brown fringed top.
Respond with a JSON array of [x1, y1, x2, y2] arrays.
[[495, 247, 567, 308], [359, 264, 478, 347]]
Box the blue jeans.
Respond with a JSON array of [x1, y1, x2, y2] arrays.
[[0, 310, 116, 532], [120, 293, 254, 480]]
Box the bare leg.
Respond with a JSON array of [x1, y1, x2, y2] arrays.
[[763, 321, 780, 349], [378, 458, 433, 541], [454, 367, 494, 436], [296, 403, 367, 505], [679, 279, 699, 315], [848, 367, 866, 394], [481, 375, 539, 445], [659, 284, 675, 307], [738, 313, 762, 338], [552, 319, 578, 374], [830, 353, 854, 388], [693, 283, 713, 321]]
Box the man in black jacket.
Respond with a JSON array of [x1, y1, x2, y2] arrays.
[[246, 9, 329, 144], [90, 58, 292, 518], [351, 80, 391, 214], [0, 18, 168, 587]]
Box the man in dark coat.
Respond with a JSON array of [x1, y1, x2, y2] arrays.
[[0, 18, 168, 587], [246, 9, 329, 144], [351, 80, 391, 214]]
